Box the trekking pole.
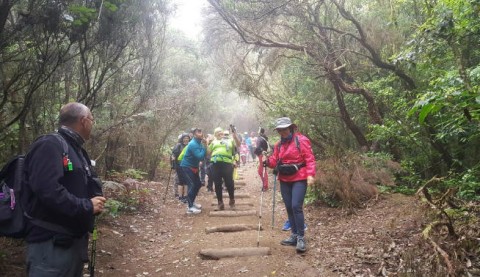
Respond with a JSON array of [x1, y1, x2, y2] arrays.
[[271, 171, 277, 229], [162, 168, 174, 203], [89, 177, 103, 277], [257, 167, 267, 247], [89, 217, 98, 277]]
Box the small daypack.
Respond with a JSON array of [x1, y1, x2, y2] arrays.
[[0, 155, 25, 238], [0, 133, 70, 238], [177, 145, 188, 162]]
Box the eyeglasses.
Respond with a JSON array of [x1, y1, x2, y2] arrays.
[[84, 116, 95, 125], [276, 128, 288, 132]]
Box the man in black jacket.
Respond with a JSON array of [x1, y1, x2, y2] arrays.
[[24, 102, 106, 276], [255, 127, 270, 191]]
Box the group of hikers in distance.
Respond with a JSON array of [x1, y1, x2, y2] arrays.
[[170, 117, 316, 253], [0, 104, 317, 277]]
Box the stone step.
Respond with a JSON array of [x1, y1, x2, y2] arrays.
[[209, 210, 257, 217], [199, 247, 271, 260], [210, 202, 254, 206], [212, 193, 250, 199], [205, 224, 262, 234], [235, 181, 246, 186]]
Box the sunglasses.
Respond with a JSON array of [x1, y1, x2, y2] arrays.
[[276, 127, 289, 132]]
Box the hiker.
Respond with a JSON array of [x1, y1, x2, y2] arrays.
[[239, 140, 249, 166], [249, 131, 257, 162], [208, 127, 240, 210], [264, 117, 315, 253], [200, 157, 207, 187], [255, 127, 270, 191], [23, 102, 106, 276], [180, 128, 207, 214], [244, 132, 251, 163], [205, 134, 215, 192], [171, 133, 190, 203]]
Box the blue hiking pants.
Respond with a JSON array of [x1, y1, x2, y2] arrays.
[[280, 180, 307, 237]]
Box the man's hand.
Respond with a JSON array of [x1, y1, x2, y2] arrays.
[[91, 196, 107, 215], [307, 176, 315, 186]]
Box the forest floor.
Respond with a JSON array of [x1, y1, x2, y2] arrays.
[[1, 161, 427, 277]]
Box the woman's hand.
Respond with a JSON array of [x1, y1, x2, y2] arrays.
[[307, 176, 315, 186]]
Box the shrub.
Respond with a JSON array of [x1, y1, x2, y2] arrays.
[[313, 152, 402, 209]]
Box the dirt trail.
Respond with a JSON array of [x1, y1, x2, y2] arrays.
[[94, 162, 425, 277]]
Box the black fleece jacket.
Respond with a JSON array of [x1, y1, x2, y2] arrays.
[[23, 127, 99, 242]]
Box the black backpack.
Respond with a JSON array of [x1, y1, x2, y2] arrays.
[[0, 133, 70, 238]]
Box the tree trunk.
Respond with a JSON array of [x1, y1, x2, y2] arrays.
[[0, 0, 13, 43], [331, 81, 370, 150]]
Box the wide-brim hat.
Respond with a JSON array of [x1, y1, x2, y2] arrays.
[[274, 117, 297, 129]]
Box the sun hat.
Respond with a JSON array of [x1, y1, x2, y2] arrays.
[[214, 127, 223, 134], [274, 117, 297, 129]]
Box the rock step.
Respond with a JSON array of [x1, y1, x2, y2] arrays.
[[213, 193, 250, 199], [199, 247, 271, 260], [210, 202, 254, 206], [205, 224, 261, 234], [209, 210, 257, 217]]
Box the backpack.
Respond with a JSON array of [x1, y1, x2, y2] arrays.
[[256, 135, 272, 154], [177, 145, 188, 162], [0, 133, 70, 238]]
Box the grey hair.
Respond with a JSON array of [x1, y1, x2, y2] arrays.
[[58, 102, 89, 126]]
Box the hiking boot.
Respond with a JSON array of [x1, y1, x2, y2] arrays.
[[296, 236, 306, 253], [229, 199, 235, 209], [215, 202, 224, 211], [193, 202, 202, 209], [280, 234, 298, 246], [186, 206, 201, 214]]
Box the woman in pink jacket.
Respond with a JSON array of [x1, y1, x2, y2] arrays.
[[264, 117, 316, 253]]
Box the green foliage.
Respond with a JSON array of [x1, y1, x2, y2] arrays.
[[104, 199, 124, 218], [397, 159, 424, 187], [378, 185, 417, 195], [442, 167, 480, 201], [304, 185, 339, 207], [103, 186, 152, 217], [124, 169, 148, 180], [104, 1, 119, 12], [68, 5, 97, 26]]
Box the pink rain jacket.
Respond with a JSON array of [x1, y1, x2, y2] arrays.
[[266, 132, 316, 182]]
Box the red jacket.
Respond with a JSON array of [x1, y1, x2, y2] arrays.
[[266, 132, 316, 182]]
